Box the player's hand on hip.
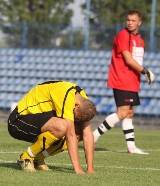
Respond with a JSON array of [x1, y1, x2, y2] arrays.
[[142, 67, 154, 84]]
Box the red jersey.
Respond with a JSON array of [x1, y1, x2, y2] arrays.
[[107, 28, 145, 92]]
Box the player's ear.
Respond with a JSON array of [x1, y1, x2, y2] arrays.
[[75, 103, 80, 109], [138, 20, 142, 26]]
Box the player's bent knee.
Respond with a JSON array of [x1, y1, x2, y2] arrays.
[[41, 117, 69, 139]]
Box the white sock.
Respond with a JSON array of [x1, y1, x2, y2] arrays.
[[93, 113, 120, 143], [122, 118, 136, 150]]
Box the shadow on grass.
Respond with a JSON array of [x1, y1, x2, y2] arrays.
[[0, 162, 19, 170], [49, 165, 74, 173], [78, 144, 108, 151], [0, 162, 74, 173], [79, 144, 126, 154], [94, 148, 126, 154]]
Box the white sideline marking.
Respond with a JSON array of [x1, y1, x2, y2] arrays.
[[0, 149, 160, 154], [0, 160, 160, 172], [106, 166, 160, 171], [0, 151, 20, 154]]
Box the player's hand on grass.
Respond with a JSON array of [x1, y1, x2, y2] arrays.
[[142, 67, 154, 84]]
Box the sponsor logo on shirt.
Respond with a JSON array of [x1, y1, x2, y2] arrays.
[[139, 42, 143, 46], [132, 46, 144, 66], [124, 99, 134, 103]]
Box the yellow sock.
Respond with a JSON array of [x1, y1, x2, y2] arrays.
[[20, 151, 34, 160], [21, 132, 58, 160], [34, 137, 67, 161]]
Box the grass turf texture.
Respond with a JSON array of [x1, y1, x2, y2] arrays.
[[0, 122, 160, 186]]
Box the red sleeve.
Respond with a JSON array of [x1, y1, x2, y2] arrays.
[[115, 29, 129, 53]]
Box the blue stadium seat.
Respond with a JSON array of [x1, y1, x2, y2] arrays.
[[0, 48, 9, 55], [69, 50, 78, 58], [141, 98, 150, 107], [47, 50, 55, 57], [1, 69, 8, 76], [7, 70, 16, 77], [96, 104, 104, 113], [28, 56, 38, 63], [88, 80, 96, 88], [97, 81, 105, 88], [93, 96, 102, 105], [105, 51, 112, 58], [83, 51, 91, 58], [40, 49, 50, 56], [89, 51, 98, 58], [101, 97, 109, 106], [8, 84, 17, 92], [97, 51, 106, 58], [20, 49, 28, 56], [43, 56, 51, 63], [151, 107, 160, 115], [110, 104, 116, 113], [0, 48, 160, 117], [80, 80, 89, 88], [14, 93, 23, 102], [102, 104, 112, 114], [0, 100, 8, 109], [26, 49, 35, 56], [0, 84, 8, 91], [77, 50, 84, 58], [54, 50, 63, 57], [98, 88, 108, 96], [6, 78, 15, 85], [80, 72, 89, 79], [146, 52, 155, 60], [70, 71, 79, 79], [0, 55, 10, 62]]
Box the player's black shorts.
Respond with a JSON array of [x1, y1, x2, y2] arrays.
[[113, 89, 140, 107], [8, 107, 56, 143]]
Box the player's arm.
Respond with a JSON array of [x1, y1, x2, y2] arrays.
[[122, 50, 144, 72], [41, 117, 85, 174], [65, 119, 85, 174], [122, 51, 154, 84], [82, 121, 95, 174]]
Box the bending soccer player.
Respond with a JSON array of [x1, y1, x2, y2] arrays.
[[8, 80, 96, 174], [93, 9, 154, 154], [34, 122, 90, 170]]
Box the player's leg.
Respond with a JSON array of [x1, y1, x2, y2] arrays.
[[17, 131, 61, 171], [121, 106, 136, 151], [93, 113, 120, 143], [34, 122, 83, 161], [17, 116, 68, 171], [33, 124, 83, 170], [20, 131, 60, 160], [33, 122, 82, 171], [122, 106, 148, 154], [34, 137, 67, 170], [93, 89, 129, 143]]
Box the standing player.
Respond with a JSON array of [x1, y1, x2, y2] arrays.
[[93, 9, 154, 154]]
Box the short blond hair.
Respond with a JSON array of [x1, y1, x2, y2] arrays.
[[78, 97, 96, 122], [127, 9, 142, 20]]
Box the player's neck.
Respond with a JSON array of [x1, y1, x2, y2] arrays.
[[126, 28, 138, 35]]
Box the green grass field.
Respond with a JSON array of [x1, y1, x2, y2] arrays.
[[0, 122, 160, 186]]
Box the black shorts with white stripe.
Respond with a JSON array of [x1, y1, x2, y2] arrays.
[[8, 107, 56, 143], [113, 89, 140, 107]]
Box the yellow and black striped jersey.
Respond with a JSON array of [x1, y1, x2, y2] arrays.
[[17, 81, 88, 121]]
